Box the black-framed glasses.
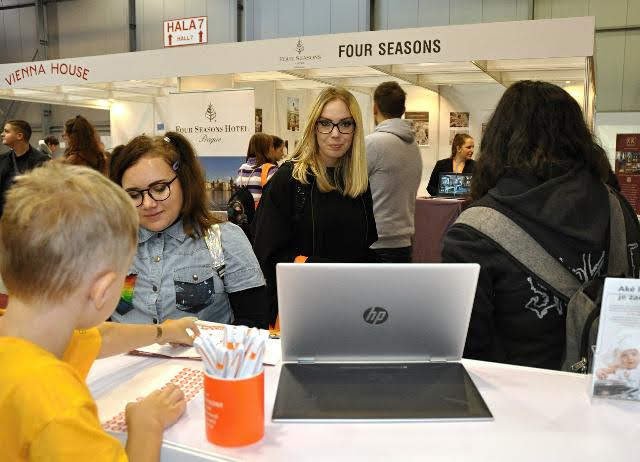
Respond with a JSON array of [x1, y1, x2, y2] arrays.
[[126, 176, 178, 207], [315, 118, 356, 134]]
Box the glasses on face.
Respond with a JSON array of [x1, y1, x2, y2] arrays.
[[126, 176, 178, 207], [315, 118, 356, 134]]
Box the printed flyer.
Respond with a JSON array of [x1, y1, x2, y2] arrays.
[[592, 278, 640, 401]]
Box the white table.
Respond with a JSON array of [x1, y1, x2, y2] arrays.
[[88, 354, 640, 462]]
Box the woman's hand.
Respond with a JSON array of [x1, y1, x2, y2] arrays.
[[159, 317, 200, 345]]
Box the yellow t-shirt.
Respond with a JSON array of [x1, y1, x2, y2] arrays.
[[0, 326, 128, 461]]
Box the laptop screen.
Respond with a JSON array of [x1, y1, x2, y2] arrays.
[[438, 172, 472, 197]]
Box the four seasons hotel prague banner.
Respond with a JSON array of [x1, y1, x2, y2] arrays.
[[166, 89, 254, 156]]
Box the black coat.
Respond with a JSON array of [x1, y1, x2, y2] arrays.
[[426, 158, 475, 196], [0, 146, 50, 216], [442, 166, 640, 370], [252, 161, 378, 323]]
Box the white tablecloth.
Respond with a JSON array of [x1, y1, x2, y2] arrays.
[[88, 354, 640, 462]]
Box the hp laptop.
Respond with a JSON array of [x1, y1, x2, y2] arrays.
[[438, 172, 472, 198], [272, 263, 492, 422]]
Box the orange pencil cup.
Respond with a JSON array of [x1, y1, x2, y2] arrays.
[[204, 370, 265, 447]]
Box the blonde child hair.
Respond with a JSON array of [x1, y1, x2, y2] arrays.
[[289, 87, 368, 198], [0, 163, 138, 304]]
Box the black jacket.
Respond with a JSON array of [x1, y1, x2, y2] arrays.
[[0, 146, 50, 216], [426, 158, 475, 196], [252, 161, 378, 323], [442, 166, 640, 370]]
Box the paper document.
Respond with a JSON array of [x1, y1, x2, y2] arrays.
[[129, 321, 282, 365]]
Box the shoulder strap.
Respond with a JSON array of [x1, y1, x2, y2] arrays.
[[203, 224, 226, 279], [606, 187, 629, 277], [455, 188, 630, 298], [456, 206, 580, 299], [260, 163, 274, 187]]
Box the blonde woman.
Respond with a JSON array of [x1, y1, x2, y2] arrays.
[[252, 87, 378, 325]]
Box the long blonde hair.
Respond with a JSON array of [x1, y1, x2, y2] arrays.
[[290, 87, 368, 198]]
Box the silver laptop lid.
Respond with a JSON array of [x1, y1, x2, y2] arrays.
[[276, 263, 480, 363]]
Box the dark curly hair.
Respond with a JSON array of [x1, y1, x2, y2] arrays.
[[471, 80, 609, 199]]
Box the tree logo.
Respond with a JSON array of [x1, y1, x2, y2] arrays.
[[205, 102, 216, 122], [296, 38, 304, 55]]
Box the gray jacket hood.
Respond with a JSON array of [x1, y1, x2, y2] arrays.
[[374, 118, 415, 143]]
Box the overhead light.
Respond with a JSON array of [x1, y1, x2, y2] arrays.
[[565, 80, 571, 84]]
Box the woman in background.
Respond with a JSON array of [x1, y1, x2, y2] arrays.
[[61, 115, 107, 174], [270, 136, 286, 164], [426, 133, 475, 196], [236, 133, 278, 204], [252, 87, 378, 326]]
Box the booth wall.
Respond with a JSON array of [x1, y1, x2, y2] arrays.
[[110, 101, 156, 149]]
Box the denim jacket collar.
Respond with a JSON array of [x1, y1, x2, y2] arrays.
[[138, 218, 187, 244]]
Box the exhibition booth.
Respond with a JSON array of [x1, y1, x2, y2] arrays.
[[0, 16, 595, 195], [6, 18, 636, 461]]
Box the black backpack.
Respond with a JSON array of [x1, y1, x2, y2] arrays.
[[227, 185, 256, 237], [456, 187, 630, 373], [227, 163, 275, 237]]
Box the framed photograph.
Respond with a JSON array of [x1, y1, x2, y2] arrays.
[[404, 112, 429, 146], [255, 108, 263, 132], [449, 112, 469, 128], [287, 97, 300, 132]]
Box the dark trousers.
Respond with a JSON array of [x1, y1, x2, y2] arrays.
[[373, 246, 413, 263]]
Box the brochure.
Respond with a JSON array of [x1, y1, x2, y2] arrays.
[[591, 278, 640, 401]]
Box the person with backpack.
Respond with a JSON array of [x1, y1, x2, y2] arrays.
[[442, 80, 640, 371], [109, 132, 269, 329], [252, 87, 378, 326], [229, 133, 278, 236]]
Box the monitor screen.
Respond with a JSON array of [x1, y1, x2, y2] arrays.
[[438, 173, 472, 197]]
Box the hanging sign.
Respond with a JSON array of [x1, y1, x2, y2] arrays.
[[164, 16, 208, 48], [166, 89, 254, 156]]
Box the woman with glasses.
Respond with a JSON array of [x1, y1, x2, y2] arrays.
[[252, 87, 378, 326], [109, 132, 269, 328]]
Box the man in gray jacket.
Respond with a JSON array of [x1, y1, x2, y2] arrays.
[[366, 82, 422, 263]]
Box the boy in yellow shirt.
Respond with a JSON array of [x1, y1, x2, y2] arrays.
[[0, 163, 200, 462]]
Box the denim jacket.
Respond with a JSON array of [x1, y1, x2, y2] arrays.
[[111, 220, 265, 324]]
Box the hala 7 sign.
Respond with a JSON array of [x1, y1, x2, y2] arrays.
[[164, 16, 208, 48]]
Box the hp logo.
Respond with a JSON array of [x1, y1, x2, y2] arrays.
[[363, 307, 389, 325]]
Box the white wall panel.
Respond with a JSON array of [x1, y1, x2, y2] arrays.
[[303, 0, 331, 36], [330, 0, 365, 33], [450, 0, 483, 24], [483, 0, 518, 22], [622, 30, 640, 111], [589, 0, 628, 28], [418, 0, 451, 26], [388, 0, 419, 29], [55, 0, 128, 58], [246, 0, 368, 40], [629, 0, 640, 25], [278, 0, 304, 37], [550, 0, 588, 17], [595, 31, 625, 111]]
